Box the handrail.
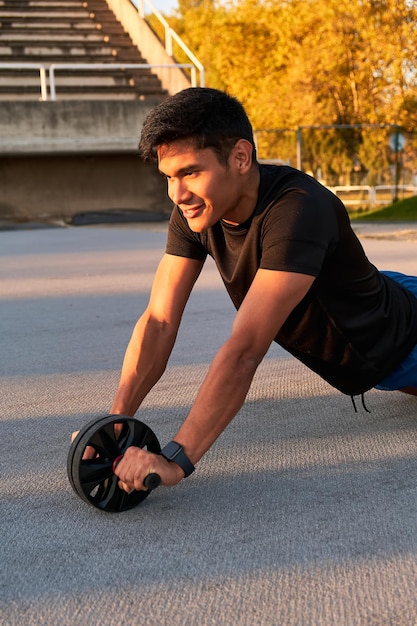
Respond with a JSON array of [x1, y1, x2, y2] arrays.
[[136, 0, 204, 87], [0, 62, 198, 100], [0, 1, 204, 100], [0, 63, 48, 101], [48, 63, 198, 100], [328, 184, 417, 208]]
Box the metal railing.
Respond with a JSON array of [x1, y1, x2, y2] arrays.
[[329, 185, 374, 207], [0, 62, 198, 100], [136, 0, 204, 87], [373, 185, 417, 206], [0, 63, 48, 101], [0, 0, 204, 100], [48, 62, 198, 100], [329, 185, 417, 208]]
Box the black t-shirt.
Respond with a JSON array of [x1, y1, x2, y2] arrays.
[[166, 164, 417, 395]]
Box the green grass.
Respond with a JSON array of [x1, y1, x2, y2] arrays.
[[350, 195, 417, 221]]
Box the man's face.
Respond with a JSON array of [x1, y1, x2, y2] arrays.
[[157, 139, 248, 233]]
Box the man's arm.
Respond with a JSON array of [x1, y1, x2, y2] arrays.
[[110, 253, 204, 416], [172, 268, 315, 462], [115, 268, 315, 490]]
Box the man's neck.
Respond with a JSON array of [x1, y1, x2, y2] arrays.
[[222, 165, 260, 226]]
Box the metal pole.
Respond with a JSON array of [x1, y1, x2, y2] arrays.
[[49, 66, 56, 101], [394, 126, 400, 203], [190, 66, 196, 87], [39, 67, 48, 101], [137, 0, 145, 18], [296, 127, 302, 171]]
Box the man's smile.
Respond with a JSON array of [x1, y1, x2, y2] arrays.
[[181, 204, 206, 219]]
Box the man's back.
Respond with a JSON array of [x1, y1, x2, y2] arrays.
[[167, 165, 417, 394]]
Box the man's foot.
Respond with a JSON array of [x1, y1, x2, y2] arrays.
[[400, 386, 417, 396]]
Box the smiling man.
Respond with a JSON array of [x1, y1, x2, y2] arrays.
[[158, 138, 259, 229], [110, 87, 417, 494]]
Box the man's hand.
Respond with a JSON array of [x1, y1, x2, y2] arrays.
[[71, 422, 124, 460], [71, 430, 97, 460], [114, 447, 185, 492]]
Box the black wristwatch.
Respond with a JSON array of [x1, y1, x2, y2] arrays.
[[160, 441, 195, 477]]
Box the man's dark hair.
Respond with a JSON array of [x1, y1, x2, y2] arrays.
[[139, 87, 257, 165]]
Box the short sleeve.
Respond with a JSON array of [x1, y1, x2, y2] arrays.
[[260, 190, 338, 276]]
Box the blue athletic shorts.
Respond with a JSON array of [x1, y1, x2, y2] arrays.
[[374, 271, 417, 391]]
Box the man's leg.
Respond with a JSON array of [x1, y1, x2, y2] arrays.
[[375, 271, 417, 395]]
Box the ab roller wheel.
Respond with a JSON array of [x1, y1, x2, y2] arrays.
[[67, 414, 161, 513]]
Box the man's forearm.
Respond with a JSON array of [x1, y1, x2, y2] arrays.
[[110, 314, 177, 416], [173, 339, 264, 464]]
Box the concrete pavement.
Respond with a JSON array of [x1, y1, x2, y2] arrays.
[[1, 223, 416, 625]]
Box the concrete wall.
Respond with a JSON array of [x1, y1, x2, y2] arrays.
[[0, 153, 171, 222], [0, 100, 172, 221], [0, 100, 160, 156], [0, 0, 191, 224]]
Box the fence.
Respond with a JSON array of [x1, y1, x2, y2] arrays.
[[329, 185, 417, 208], [255, 125, 417, 191]]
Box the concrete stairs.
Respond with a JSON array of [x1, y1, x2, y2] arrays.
[[0, 0, 168, 100]]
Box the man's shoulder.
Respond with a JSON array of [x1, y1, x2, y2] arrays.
[[257, 164, 344, 216], [258, 163, 329, 192]]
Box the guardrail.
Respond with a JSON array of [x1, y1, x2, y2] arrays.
[[329, 185, 417, 208], [136, 0, 204, 87], [328, 185, 374, 207], [0, 62, 199, 100], [0, 63, 48, 101], [373, 185, 417, 205], [48, 63, 199, 100], [0, 0, 204, 100]]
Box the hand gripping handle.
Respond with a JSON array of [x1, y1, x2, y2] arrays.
[[112, 455, 161, 490]]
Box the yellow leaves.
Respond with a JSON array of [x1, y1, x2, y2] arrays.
[[168, 0, 417, 135]]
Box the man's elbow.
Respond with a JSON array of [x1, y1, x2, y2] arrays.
[[131, 311, 179, 346], [223, 336, 268, 377]]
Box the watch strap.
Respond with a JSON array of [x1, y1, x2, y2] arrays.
[[160, 441, 195, 477]]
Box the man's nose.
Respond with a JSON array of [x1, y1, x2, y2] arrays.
[[169, 179, 191, 205]]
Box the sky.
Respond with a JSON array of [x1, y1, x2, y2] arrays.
[[145, 0, 179, 14], [156, 0, 178, 11]]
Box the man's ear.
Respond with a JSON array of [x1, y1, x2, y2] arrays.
[[231, 139, 254, 173]]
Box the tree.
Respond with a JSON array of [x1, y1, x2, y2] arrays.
[[167, 0, 417, 182]]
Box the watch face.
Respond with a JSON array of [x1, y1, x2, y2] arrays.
[[162, 441, 181, 460], [161, 441, 195, 477]]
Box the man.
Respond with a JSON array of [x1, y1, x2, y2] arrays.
[[111, 87, 417, 493]]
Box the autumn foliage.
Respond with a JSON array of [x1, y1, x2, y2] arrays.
[[165, 0, 417, 185]]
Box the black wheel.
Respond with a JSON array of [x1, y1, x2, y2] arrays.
[[67, 415, 161, 513]]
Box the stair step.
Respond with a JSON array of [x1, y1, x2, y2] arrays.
[[0, 0, 173, 102], [9, 1, 89, 6], [1, 44, 138, 55], [0, 7, 112, 14], [2, 22, 99, 29], [0, 91, 157, 101], [1, 33, 131, 45], [2, 0, 112, 7], [0, 70, 159, 82], [1, 21, 124, 33], [0, 21, 128, 32], [0, 84, 166, 98], [0, 11, 93, 19], [0, 54, 145, 64]]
